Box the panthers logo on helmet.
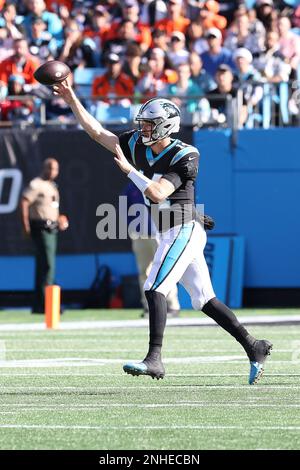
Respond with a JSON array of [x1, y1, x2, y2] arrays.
[[161, 101, 181, 119]]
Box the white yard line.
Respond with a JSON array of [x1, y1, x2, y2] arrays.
[[0, 356, 249, 368], [0, 315, 300, 332], [0, 424, 299, 431], [1, 346, 300, 354], [0, 403, 300, 410], [1, 385, 300, 391], [0, 357, 298, 368], [0, 372, 299, 377]]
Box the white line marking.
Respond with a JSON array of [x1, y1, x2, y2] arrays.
[[0, 403, 300, 410], [0, 356, 248, 368], [0, 373, 299, 378], [0, 359, 298, 368], [1, 385, 300, 391], [0, 425, 299, 431], [0, 315, 299, 332], [1, 347, 295, 354]]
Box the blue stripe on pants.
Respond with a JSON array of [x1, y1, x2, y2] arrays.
[[151, 223, 195, 291]]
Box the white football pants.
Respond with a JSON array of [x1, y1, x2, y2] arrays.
[[144, 221, 216, 310]]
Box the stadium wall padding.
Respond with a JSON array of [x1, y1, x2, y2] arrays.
[[0, 127, 300, 294], [194, 128, 300, 288]]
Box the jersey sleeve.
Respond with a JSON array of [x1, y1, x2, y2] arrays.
[[162, 151, 199, 189], [22, 180, 38, 203], [118, 130, 138, 165]]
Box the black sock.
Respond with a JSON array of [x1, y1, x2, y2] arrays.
[[144, 290, 167, 360], [202, 297, 256, 352]]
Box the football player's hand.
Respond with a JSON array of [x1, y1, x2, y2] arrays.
[[22, 225, 31, 238], [53, 78, 75, 105], [114, 144, 132, 175], [58, 214, 69, 231]]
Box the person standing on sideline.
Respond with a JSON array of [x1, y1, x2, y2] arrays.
[[53, 79, 272, 385], [20, 158, 69, 313]]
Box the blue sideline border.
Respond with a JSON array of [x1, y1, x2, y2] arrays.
[[0, 236, 244, 308]]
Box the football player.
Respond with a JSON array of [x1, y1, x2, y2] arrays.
[[53, 80, 272, 385]]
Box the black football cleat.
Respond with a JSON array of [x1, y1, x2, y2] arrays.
[[123, 358, 165, 380], [247, 340, 273, 385]]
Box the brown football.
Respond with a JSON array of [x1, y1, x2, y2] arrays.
[[34, 60, 71, 86]]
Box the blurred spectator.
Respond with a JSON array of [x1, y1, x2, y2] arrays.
[[136, 47, 177, 98], [201, 27, 236, 78], [138, 0, 167, 27], [247, 7, 266, 38], [166, 30, 190, 68], [292, 5, 300, 30], [233, 47, 263, 108], [104, 0, 152, 52], [278, 15, 300, 71], [187, 0, 233, 26], [101, 0, 122, 19], [186, 19, 208, 55], [0, 25, 14, 62], [22, 0, 64, 44], [122, 42, 143, 84], [0, 37, 40, 86], [29, 16, 57, 61], [256, 0, 276, 30], [189, 50, 216, 93], [45, 0, 72, 14], [150, 28, 170, 53], [92, 52, 134, 102], [224, 12, 265, 55], [45, 92, 76, 122], [122, 1, 152, 52], [155, 0, 190, 36], [58, 18, 98, 70], [0, 74, 35, 122], [67, 2, 87, 28], [83, 5, 111, 53], [254, 30, 291, 82], [0, 0, 297, 130], [162, 62, 211, 125], [0, 1, 24, 39], [197, 0, 227, 31], [102, 19, 142, 59], [214, 0, 241, 25], [207, 63, 248, 126]]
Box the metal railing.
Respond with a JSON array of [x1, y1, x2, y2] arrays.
[[0, 80, 298, 131]]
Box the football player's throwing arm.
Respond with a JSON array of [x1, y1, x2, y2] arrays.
[[53, 79, 119, 154]]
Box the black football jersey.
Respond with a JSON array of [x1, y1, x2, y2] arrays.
[[119, 130, 199, 231]]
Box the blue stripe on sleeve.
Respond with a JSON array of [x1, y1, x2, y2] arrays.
[[170, 146, 199, 166]]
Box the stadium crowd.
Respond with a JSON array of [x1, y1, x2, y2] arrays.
[[0, 0, 300, 127]]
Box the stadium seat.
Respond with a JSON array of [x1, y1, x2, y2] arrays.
[[94, 103, 131, 124], [74, 68, 105, 98]]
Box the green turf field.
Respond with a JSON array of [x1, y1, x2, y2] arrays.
[[0, 309, 300, 450]]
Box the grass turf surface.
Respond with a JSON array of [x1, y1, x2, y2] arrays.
[[0, 310, 300, 450]]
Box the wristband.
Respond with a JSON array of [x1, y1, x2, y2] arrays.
[[128, 168, 151, 193]]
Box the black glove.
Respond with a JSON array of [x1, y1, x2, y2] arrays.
[[199, 214, 215, 231]]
